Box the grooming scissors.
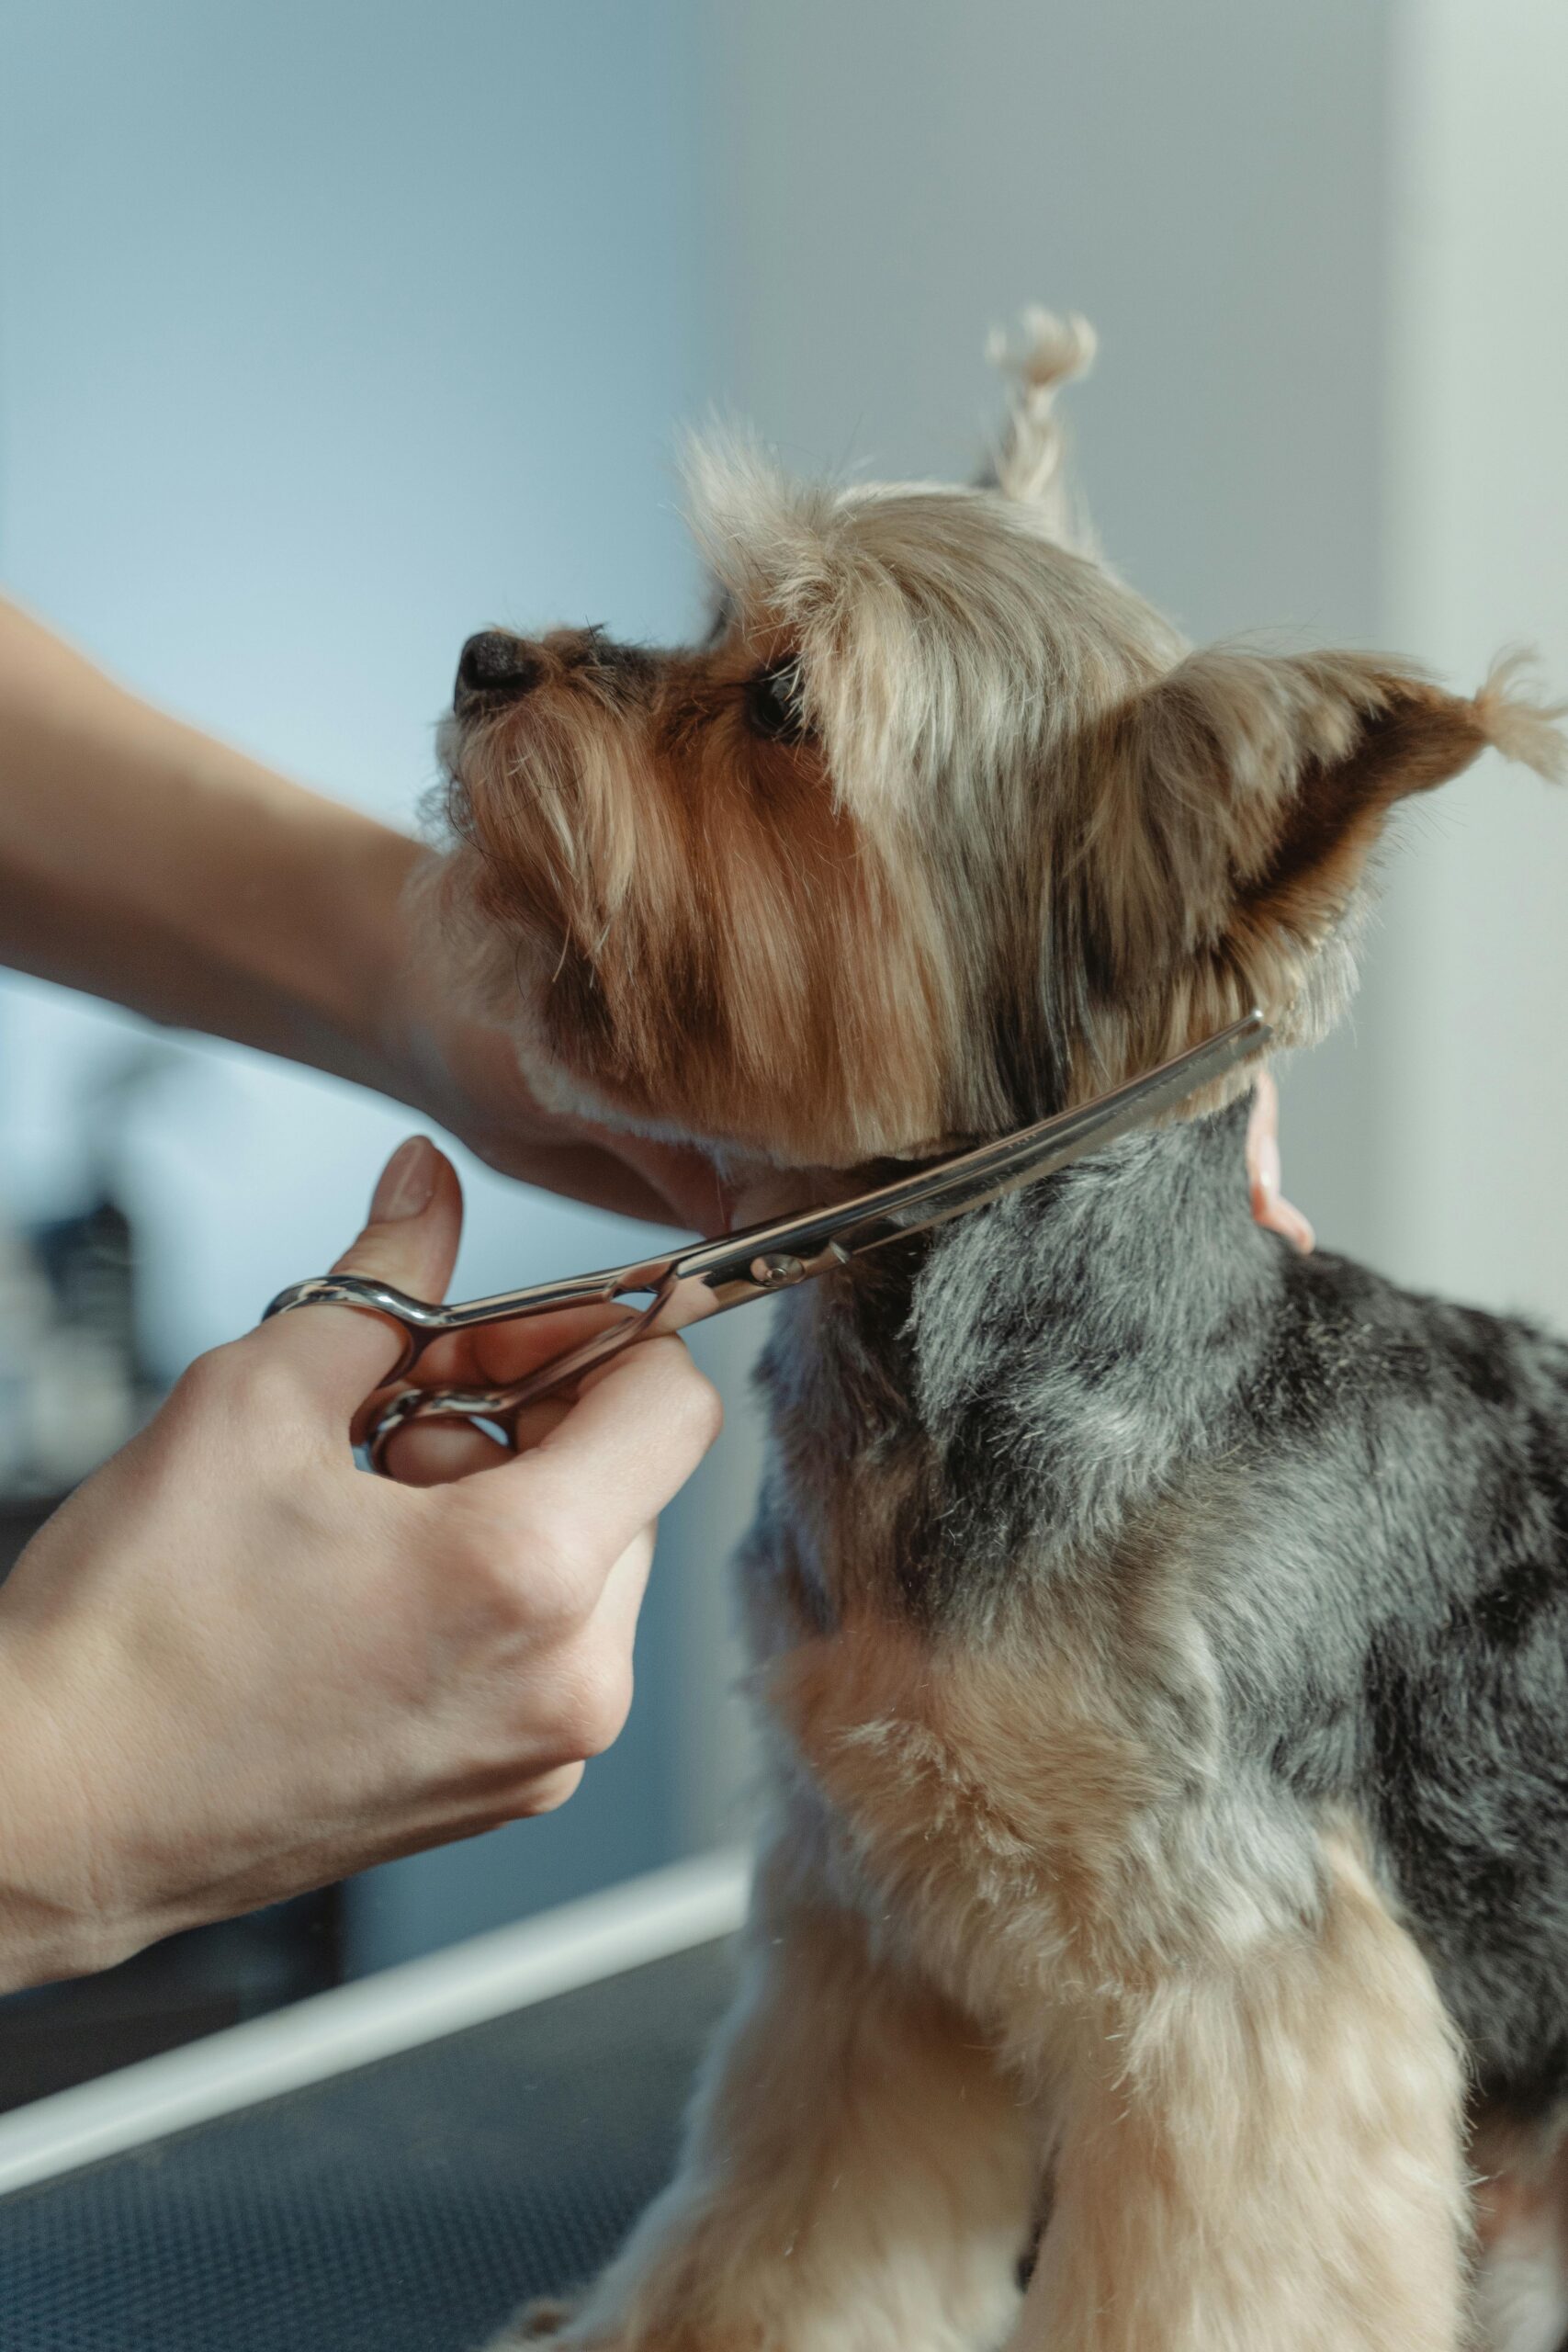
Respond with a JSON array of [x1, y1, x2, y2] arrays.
[[265, 1010, 1271, 1472]]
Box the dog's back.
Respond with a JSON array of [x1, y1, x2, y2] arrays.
[[1268, 1241, 1568, 2114]]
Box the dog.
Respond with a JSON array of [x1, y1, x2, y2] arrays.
[[433, 311, 1568, 2352]]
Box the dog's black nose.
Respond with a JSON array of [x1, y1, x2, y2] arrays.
[[455, 630, 542, 706]]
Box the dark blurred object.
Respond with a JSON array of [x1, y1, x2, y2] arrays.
[[0, 1198, 148, 1502], [0, 1047, 171, 1504], [33, 1193, 141, 1385], [0, 1499, 53, 1581]]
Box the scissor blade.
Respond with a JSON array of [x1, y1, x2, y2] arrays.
[[668, 1009, 1272, 1316], [833, 1011, 1271, 1261], [362, 1010, 1271, 1455]]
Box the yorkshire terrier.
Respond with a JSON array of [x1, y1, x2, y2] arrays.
[[434, 312, 1568, 2352]]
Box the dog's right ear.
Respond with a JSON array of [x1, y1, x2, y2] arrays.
[[985, 307, 1097, 548], [1085, 645, 1564, 1058]]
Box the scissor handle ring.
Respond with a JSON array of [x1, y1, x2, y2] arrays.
[[366, 1383, 464, 1473], [364, 1276, 678, 1476], [265, 1274, 425, 1381]]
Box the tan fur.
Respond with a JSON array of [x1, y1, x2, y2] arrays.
[[490, 1832, 1036, 2352], [985, 304, 1099, 543], [771, 1611, 1168, 2010], [1016, 1830, 1470, 2352], [777, 1624, 1469, 2348], [1058, 647, 1563, 1108], [513, 1610, 1469, 2352], [439, 624, 957, 1162]]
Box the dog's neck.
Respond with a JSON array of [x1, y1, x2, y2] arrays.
[[755, 1096, 1289, 1629], [881, 1096, 1278, 1391]]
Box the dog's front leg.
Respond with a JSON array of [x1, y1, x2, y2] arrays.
[[1006, 1827, 1471, 2352], [491, 1834, 1034, 2352]]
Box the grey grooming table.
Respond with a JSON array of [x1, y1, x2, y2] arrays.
[[0, 1855, 746, 2352]]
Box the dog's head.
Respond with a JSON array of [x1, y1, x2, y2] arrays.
[[435, 311, 1562, 1169]]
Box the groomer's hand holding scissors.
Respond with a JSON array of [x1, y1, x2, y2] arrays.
[[0, 1137, 721, 1995]]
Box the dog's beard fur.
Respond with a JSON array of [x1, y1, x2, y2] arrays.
[[433, 314, 1564, 1170]]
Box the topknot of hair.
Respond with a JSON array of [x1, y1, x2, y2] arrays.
[[985, 305, 1098, 540]]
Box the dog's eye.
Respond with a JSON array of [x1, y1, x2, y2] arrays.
[[744, 661, 809, 744]]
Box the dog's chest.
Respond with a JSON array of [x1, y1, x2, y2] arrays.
[[739, 1254, 1325, 2017], [763, 1601, 1174, 2018], [752, 1572, 1324, 2030]]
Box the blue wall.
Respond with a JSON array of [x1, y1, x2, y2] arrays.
[[0, 0, 722, 1968]]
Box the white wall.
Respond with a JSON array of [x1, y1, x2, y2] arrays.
[[1376, 0, 1568, 1323]]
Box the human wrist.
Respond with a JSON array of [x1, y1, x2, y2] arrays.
[[314, 820, 439, 1104], [0, 1633, 136, 1990]]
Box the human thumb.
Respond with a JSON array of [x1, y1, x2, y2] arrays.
[[259, 1136, 465, 1413]]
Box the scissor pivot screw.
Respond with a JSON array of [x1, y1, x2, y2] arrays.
[[750, 1251, 807, 1291]]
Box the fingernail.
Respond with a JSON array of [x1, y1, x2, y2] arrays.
[[371, 1136, 438, 1222]]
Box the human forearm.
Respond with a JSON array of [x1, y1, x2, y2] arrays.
[[0, 595, 417, 1089], [0, 595, 724, 1228]]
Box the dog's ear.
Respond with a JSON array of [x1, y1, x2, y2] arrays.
[[985, 307, 1097, 548], [1088, 647, 1564, 1053]]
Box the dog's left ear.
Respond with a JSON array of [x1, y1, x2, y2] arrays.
[[1093, 646, 1564, 1044]]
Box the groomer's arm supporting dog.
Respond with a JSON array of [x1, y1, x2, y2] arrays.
[[434, 316, 1566, 2352]]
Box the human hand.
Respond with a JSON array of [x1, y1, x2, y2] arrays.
[[1247, 1069, 1314, 1254], [369, 851, 723, 1232], [0, 1138, 721, 1991]]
